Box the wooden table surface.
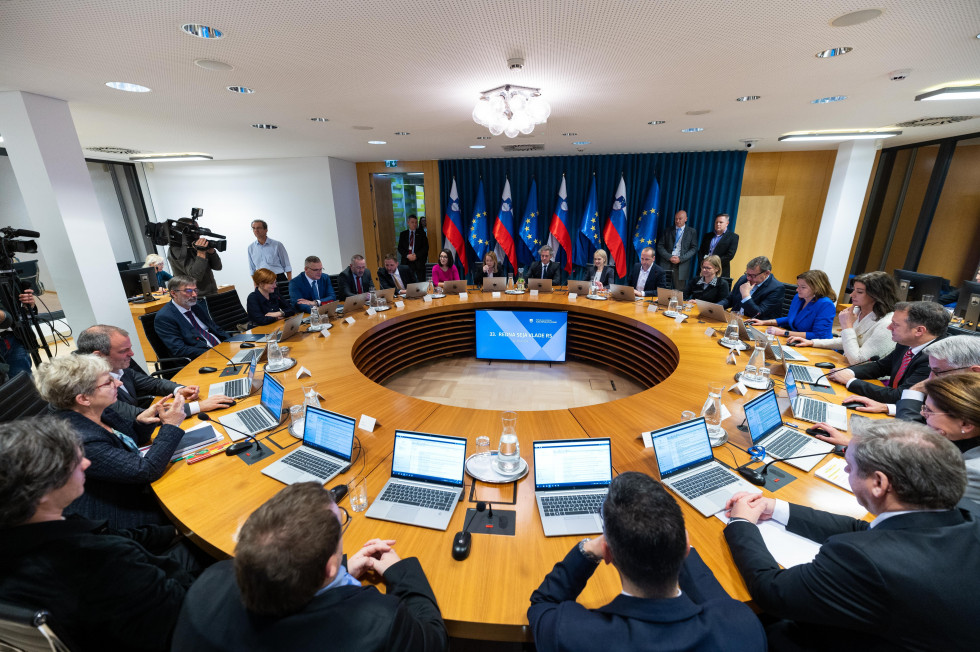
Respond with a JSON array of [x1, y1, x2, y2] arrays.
[[153, 291, 871, 641]]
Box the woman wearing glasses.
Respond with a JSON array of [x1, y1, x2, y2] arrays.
[[684, 255, 728, 304], [34, 354, 188, 529]]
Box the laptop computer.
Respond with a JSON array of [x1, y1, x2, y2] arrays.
[[261, 405, 355, 485], [695, 299, 729, 323], [375, 288, 396, 303], [229, 345, 267, 366], [365, 430, 467, 530], [217, 373, 285, 439], [567, 280, 591, 295], [766, 337, 808, 362], [656, 288, 681, 307], [405, 281, 429, 298], [785, 367, 849, 430], [607, 284, 637, 301], [482, 277, 507, 292], [209, 356, 259, 399], [787, 363, 832, 387], [744, 388, 835, 472], [342, 293, 368, 314], [528, 278, 553, 293], [442, 280, 467, 294], [651, 417, 760, 517], [532, 438, 612, 536]]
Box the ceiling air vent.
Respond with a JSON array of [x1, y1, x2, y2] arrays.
[[894, 116, 975, 128], [501, 143, 545, 152], [86, 146, 143, 155]]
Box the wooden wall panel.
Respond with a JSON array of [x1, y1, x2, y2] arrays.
[[731, 196, 784, 276], [883, 145, 938, 274], [918, 143, 980, 283]]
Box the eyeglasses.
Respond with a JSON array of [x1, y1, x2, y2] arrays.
[[920, 405, 949, 417], [175, 288, 199, 295], [929, 366, 971, 376], [337, 505, 351, 533], [93, 378, 117, 392], [745, 271, 765, 280], [306, 267, 323, 273]]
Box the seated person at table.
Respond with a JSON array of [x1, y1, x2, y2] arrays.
[[172, 482, 448, 652], [144, 253, 172, 288], [586, 249, 615, 290], [524, 245, 561, 285], [289, 255, 336, 313], [828, 301, 948, 410], [473, 251, 506, 287], [154, 276, 229, 359], [431, 248, 459, 289], [717, 256, 784, 320], [338, 254, 376, 300], [76, 324, 232, 421], [789, 270, 898, 364], [528, 472, 765, 652], [0, 417, 203, 652], [723, 421, 980, 651], [377, 253, 416, 294], [35, 355, 187, 529], [683, 255, 728, 304], [247, 268, 295, 326], [627, 246, 666, 298], [747, 269, 836, 339]]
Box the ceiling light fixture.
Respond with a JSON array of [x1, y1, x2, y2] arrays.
[[473, 84, 551, 138], [251, 124, 278, 130], [681, 127, 704, 133], [831, 9, 882, 27], [470, 145, 485, 149], [778, 130, 901, 142], [647, 120, 666, 125], [562, 132, 578, 136], [194, 59, 233, 71], [105, 82, 151, 93], [368, 140, 386, 145], [226, 86, 254, 94], [476, 136, 492, 140], [572, 141, 590, 145], [394, 131, 410, 135], [915, 85, 980, 101], [736, 96, 760, 102], [129, 153, 213, 162], [811, 95, 847, 103], [310, 117, 329, 122], [816, 47, 852, 58], [182, 24, 223, 39]]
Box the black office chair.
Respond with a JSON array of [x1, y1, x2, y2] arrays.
[[780, 283, 797, 318], [199, 291, 250, 333], [425, 262, 436, 282], [719, 277, 733, 292], [329, 274, 342, 298], [0, 601, 72, 652], [0, 372, 50, 423], [138, 312, 192, 380], [662, 270, 674, 290], [276, 279, 291, 305]]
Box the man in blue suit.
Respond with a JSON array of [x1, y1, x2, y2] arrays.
[[718, 255, 784, 320], [288, 256, 336, 313], [154, 276, 229, 359], [528, 472, 766, 652]]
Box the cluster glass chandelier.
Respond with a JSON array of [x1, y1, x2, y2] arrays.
[[472, 84, 551, 138]]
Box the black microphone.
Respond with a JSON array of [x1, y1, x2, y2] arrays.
[[737, 451, 836, 486], [3, 228, 41, 238], [451, 501, 485, 561], [204, 341, 244, 373], [197, 413, 258, 455], [813, 355, 879, 383]]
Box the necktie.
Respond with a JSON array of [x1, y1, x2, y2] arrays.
[[394, 272, 404, 291], [356, 275, 363, 294], [541, 264, 546, 279], [185, 311, 219, 347], [892, 349, 914, 388], [312, 279, 320, 301], [409, 231, 415, 251]]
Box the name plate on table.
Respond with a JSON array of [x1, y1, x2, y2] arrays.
[[530, 289, 539, 297], [344, 316, 355, 325], [459, 292, 468, 301], [568, 293, 578, 300], [365, 307, 377, 316], [492, 291, 501, 298], [422, 295, 432, 303], [395, 300, 405, 309]]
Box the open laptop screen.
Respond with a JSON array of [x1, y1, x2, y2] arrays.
[[743, 390, 784, 443], [391, 431, 467, 487], [259, 374, 285, 416], [303, 405, 355, 460], [784, 366, 800, 401], [651, 418, 714, 477], [533, 438, 612, 491]]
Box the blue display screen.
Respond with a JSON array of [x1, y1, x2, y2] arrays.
[[475, 310, 568, 362]]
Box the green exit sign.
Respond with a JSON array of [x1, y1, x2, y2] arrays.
[[384, 160, 398, 168]]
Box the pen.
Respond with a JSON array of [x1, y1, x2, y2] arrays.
[[784, 422, 800, 430], [187, 444, 233, 465]]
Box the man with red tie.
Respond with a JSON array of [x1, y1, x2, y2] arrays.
[[154, 276, 229, 359], [828, 301, 948, 410], [397, 215, 429, 284], [337, 254, 376, 301]]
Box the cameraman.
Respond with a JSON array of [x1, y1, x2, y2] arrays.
[[0, 288, 36, 380], [167, 218, 222, 296]]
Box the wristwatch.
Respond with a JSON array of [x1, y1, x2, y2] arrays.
[[784, 330, 790, 338], [578, 538, 601, 564]]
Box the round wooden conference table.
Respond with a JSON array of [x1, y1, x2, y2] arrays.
[[154, 291, 870, 641]]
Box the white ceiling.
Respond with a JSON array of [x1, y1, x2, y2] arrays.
[[1, 0, 979, 162]]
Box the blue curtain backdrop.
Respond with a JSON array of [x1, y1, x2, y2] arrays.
[[438, 151, 747, 283]]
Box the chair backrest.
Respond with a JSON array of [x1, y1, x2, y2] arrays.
[[0, 602, 72, 652], [137, 313, 189, 378], [0, 372, 49, 424], [719, 276, 733, 292], [780, 283, 797, 318], [662, 270, 674, 290], [276, 279, 291, 304], [329, 274, 342, 297], [425, 262, 435, 282], [199, 291, 249, 333]]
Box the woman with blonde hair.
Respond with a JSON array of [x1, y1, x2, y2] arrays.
[[684, 255, 728, 304], [587, 249, 615, 290]]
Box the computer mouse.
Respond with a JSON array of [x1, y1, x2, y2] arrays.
[[805, 426, 830, 437], [198, 366, 218, 374], [451, 531, 472, 561], [225, 441, 253, 455], [239, 342, 256, 349], [842, 401, 864, 409], [814, 362, 836, 369]]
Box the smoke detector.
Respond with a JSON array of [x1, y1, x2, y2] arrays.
[[889, 69, 911, 81], [507, 58, 525, 70]]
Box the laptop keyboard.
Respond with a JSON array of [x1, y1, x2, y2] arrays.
[[379, 483, 456, 512], [796, 398, 828, 423], [238, 407, 271, 433], [283, 450, 342, 479], [789, 365, 826, 384], [541, 492, 605, 517], [672, 467, 738, 499], [766, 430, 812, 459], [223, 378, 249, 398]]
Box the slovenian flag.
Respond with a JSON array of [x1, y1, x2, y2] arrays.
[[574, 175, 600, 268], [547, 175, 573, 274], [468, 180, 490, 263], [602, 175, 628, 278], [633, 176, 660, 259], [492, 178, 517, 271], [442, 178, 468, 275]]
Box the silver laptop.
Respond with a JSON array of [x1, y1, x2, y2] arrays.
[[527, 278, 553, 293], [785, 367, 849, 430], [442, 280, 467, 294], [261, 405, 355, 485], [365, 430, 467, 530], [342, 293, 368, 313], [209, 356, 259, 399], [787, 363, 831, 387], [768, 338, 808, 362], [482, 277, 507, 292], [607, 283, 637, 301], [651, 418, 760, 517], [695, 299, 729, 323], [217, 373, 285, 439], [405, 281, 429, 298], [533, 438, 612, 536], [229, 345, 267, 366], [567, 280, 591, 295], [745, 387, 836, 471], [375, 288, 396, 303], [656, 288, 681, 306]]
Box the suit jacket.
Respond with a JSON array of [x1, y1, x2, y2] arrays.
[[397, 228, 429, 273], [698, 231, 739, 278], [472, 265, 508, 287], [626, 262, 666, 297], [337, 266, 376, 300], [246, 289, 295, 325], [377, 264, 417, 290], [656, 225, 698, 287], [111, 361, 182, 421], [288, 274, 336, 313], [718, 273, 785, 320], [847, 339, 938, 404], [171, 557, 448, 652], [528, 545, 766, 652], [684, 277, 729, 304], [524, 260, 560, 284], [724, 505, 980, 652], [585, 265, 616, 288], [154, 301, 228, 359], [0, 516, 194, 652], [58, 409, 185, 529], [167, 246, 222, 296], [776, 295, 837, 339]]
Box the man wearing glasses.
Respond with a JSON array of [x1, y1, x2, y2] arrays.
[[154, 275, 229, 359], [289, 255, 337, 313], [173, 482, 448, 651], [718, 255, 784, 320]]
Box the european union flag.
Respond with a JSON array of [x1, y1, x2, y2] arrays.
[[633, 176, 660, 259], [602, 176, 629, 278], [517, 179, 540, 265], [574, 176, 600, 268], [468, 180, 490, 262]]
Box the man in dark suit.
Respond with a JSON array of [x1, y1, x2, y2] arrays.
[[154, 276, 229, 359], [718, 256, 784, 320], [172, 482, 448, 652], [656, 210, 698, 290], [523, 245, 560, 284], [397, 215, 429, 283], [76, 324, 233, 420], [528, 472, 765, 652], [724, 421, 980, 651], [626, 246, 666, 297], [828, 301, 948, 406], [289, 255, 336, 313], [377, 253, 416, 294], [338, 254, 376, 300], [697, 213, 739, 279]]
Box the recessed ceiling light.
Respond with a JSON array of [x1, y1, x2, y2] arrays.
[[368, 140, 386, 145], [572, 141, 590, 145], [778, 130, 901, 142], [182, 24, 223, 39], [681, 127, 704, 133], [194, 59, 234, 71], [647, 120, 666, 125], [816, 47, 852, 58], [915, 85, 980, 101], [831, 9, 882, 27], [310, 117, 329, 122], [394, 131, 410, 135], [736, 96, 760, 102], [129, 153, 213, 162], [685, 110, 710, 116], [105, 82, 151, 93], [226, 86, 254, 94], [811, 95, 847, 104], [407, 172, 424, 176], [251, 124, 278, 130], [476, 136, 492, 140], [562, 132, 578, 136], [470, 145, 486, 149], [352, 125, 374, 131]]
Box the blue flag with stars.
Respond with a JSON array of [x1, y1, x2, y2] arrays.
[[574, 176, 600, 267], [517, 179, 540, 265], [633, 176, 660, 259], [468, 180, 490, 262]]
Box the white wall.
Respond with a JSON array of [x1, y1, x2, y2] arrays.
[[141, 156, 363, 297]]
